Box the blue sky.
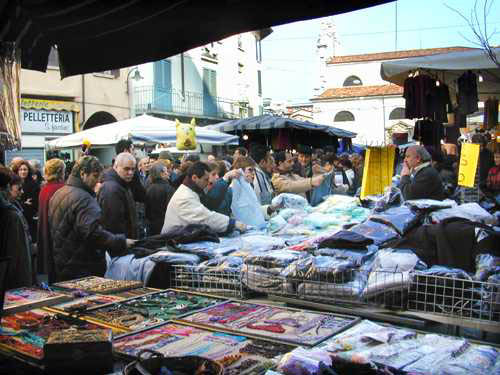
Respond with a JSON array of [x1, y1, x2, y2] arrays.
[[261, 0, 500, 103]]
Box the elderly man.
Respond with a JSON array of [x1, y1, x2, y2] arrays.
[[400, 145, 445, 201], [138, 157, 151, 185], [272, 151, 324, 199], [162, 161, 246, 234], [98, 153, 139, 239], [48, 156, 134, 281]]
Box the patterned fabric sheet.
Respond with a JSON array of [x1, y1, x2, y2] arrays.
[[53, 276, 143, 294], [3, 287, 69, 313], [84, 290, 223, 332], [181, 301, 356, 346], [0, 309, 105, 360], [49, 294, 124, 313], [113, 323, 294, 375]]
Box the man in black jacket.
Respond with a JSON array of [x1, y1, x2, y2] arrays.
[[115, 139, 146, 203], [98, 153, 138, 239], [48, 156, 135, 281], [400, 145, 445, 201]]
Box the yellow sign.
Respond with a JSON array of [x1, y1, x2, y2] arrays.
[[360, 146, 395, 199], [458, 143, 480, 188], [21, 98, 80, 113]]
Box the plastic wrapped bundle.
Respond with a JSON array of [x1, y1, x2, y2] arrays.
[[272, 193, 309, 210], [313, 247, 376, 266], [350, 220, 400, 246], [245, 249, 307, 268], [240, 234, 287, 253], [474, 254, 500, 281], [285, 256, 357, 284], [268, 215, 287, 233], [313, 195, 359, 214], [241, 264, 296, 294], [149, 250, 200, 265], [318, 230, 374, 250], [176, 237, 243, 259], [436, 345, 499, 375], [405, 199, 457, 212], [369, 205, 420, 236], [430, 203, 496, 225], [278, 208, 303, 220], [303, 212, 345, 229], [277, 347, 332, 375], [372, 186, 404, 213]]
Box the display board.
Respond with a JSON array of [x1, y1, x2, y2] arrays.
[[180, 301, 359, 346], [53, 276, 143, 294], [0, 309, 105, 360], [3, 287, 71, 315], [83, 290, 224, 332], [47, 294, 124, 314], [113, 322, 294, 375]]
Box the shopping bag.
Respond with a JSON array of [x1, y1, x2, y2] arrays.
[[176, 118, 197, 150], [231, 174, 266, 229]]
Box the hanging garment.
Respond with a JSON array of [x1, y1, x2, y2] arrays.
[[484, 97, 499, 129], [428, 83, 452, 123], [413, 119, 444, 149], [403, 75, 437, 119], [457, 71, 479, 115]]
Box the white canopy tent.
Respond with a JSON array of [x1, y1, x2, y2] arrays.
[[46, 114, 239, 149], [381, 47, 500, 100]]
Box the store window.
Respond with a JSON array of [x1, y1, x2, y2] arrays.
[[334, 111, 355, 122], [389, 107, 406, 120], [343, 75, 362, 87]]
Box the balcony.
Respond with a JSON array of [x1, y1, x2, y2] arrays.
[[133, 85, 242, 120]]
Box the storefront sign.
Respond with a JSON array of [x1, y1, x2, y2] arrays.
[[21, 108, 73, 134], [458, 143, 480, 188]]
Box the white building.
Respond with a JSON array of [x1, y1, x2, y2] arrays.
[[311, 22, 470, 145], [131, 30, 271, 126]]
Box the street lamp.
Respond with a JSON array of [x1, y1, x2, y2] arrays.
[[127, 67, 143, 118]]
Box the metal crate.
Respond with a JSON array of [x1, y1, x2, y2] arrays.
[[408, 273, 500, 324], [171, 265, 244, 298]]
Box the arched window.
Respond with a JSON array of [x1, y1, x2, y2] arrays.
[[389, 107, 405, 120], [343, 75, 362, 87], [334, 111, 355, 122]]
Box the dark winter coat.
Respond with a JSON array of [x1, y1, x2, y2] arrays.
[[145, 179, 174, 235], [98, 169, 138, 239], [48, 176, 127, 282], [204, 179, 232, 216], [0, 193, 33, 289], [21, 177, 40, 242], [400, 164, 445, 201]]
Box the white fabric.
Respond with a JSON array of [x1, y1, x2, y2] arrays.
[[46, 114, 238, 149], [161, 184, 230, 234]]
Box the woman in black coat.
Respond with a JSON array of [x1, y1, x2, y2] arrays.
[[12, 160, 40, 242], [146, 162, 174, 235]]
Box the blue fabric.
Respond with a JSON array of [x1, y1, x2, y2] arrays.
[[310, 173, 335, 206]]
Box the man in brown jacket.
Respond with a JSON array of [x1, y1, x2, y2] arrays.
[[271, 151, 324, 199]]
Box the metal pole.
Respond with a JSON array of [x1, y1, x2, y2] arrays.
[[395, 1, 398, 51]]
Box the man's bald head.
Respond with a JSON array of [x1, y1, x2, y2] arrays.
[[114, 152, 136, 182]]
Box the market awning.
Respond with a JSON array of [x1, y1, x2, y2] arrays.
[[380, 47, 500, 99], [46, 114, 239, 149], [0, 0, 393, 77], [205, 115, 357, 138]]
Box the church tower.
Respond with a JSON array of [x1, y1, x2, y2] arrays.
[[314, 18, 338, 96]]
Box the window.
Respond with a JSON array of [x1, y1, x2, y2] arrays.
[[257, 70, 262, 96], [343, 75, 362, 87], [334, 111, 355, 122], [47, 47, 59, 68], [255, 38, 262, 62], [389, 107, 406, 120]]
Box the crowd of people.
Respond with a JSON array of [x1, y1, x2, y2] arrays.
[[1, 136, 499, 291]]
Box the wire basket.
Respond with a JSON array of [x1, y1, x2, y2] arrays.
[[171, 265, 244, 298], [408, 272, 500, 323]]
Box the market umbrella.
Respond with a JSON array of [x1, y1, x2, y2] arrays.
[[380, 47, 500, 99], [46, 114, 239, 149], [206, 115, 357, 138], [0, 0, 393, 77]]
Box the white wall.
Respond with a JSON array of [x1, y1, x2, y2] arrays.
[[324, 60, 387, 88], [313, 96, 407, 145]]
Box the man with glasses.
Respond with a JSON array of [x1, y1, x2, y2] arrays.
[[271, 151, 324, 199]]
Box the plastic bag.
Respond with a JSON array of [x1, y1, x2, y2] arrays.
[[277, 347, 332, 375], [231, 174, 266, 229], [175, 118, 197, 150], [272, 193, 309, 210], [349, 220, 400, 246], [474, 254, 500, 281], [373, 186, 404, 212], [430, 202, 496, 225], [369, 205, 420, 235]]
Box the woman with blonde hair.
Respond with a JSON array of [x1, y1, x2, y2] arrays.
[[37, 158, 66, 282]]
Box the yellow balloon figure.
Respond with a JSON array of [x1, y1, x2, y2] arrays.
[[176, 118, 197, 150]]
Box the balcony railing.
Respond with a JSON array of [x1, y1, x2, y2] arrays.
[[133, 85, 242, 120]]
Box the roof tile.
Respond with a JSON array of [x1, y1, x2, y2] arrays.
[[315, 84, 403, 99]]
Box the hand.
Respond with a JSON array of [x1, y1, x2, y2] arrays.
[[126, 239, 137, 248], [312, 164, 324, 175], [401, 162, 410, 177], [269, 201, 284, 213], [224, 169, 241, 181], [311, 174, 324, 187], [235, 221, 247, 232], [25, 198, 32, 205]]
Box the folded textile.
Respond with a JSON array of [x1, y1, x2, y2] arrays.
[[405, 199, 457, 212], [196, 256, 244, 273], [349, 221, 400, 246], [105, 253, 153, 284], [285, 256, 356, 283], [268, 215, 287, 233], [430, 203, 496, 225], [303, 212, 346, 229], [369, 205, 420, 236], [176, 237, 242, 260], [436, 345, 499, 375], [277, 347, 332, 375], [273, 193, 310, 210], [245, 249, 307, 268], [372, 186, 404, 212], [318, 230, 374, 249], [242, 264, 295, 294], [297, 279, 365, 300], [313, 247, 376, 267], [474, 253, 500, 281], [137, 224, 220, 248], [278, 208, 303, 220], [240, 234, 287, 252], [149, 250, 200, 265]]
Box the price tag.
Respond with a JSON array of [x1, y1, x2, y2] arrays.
[[457, 143, 480, 188]]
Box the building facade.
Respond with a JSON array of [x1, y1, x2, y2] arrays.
[[132, 30, 270, 125], [311, 22, 471, 145], [5, 48, 130, 166]]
